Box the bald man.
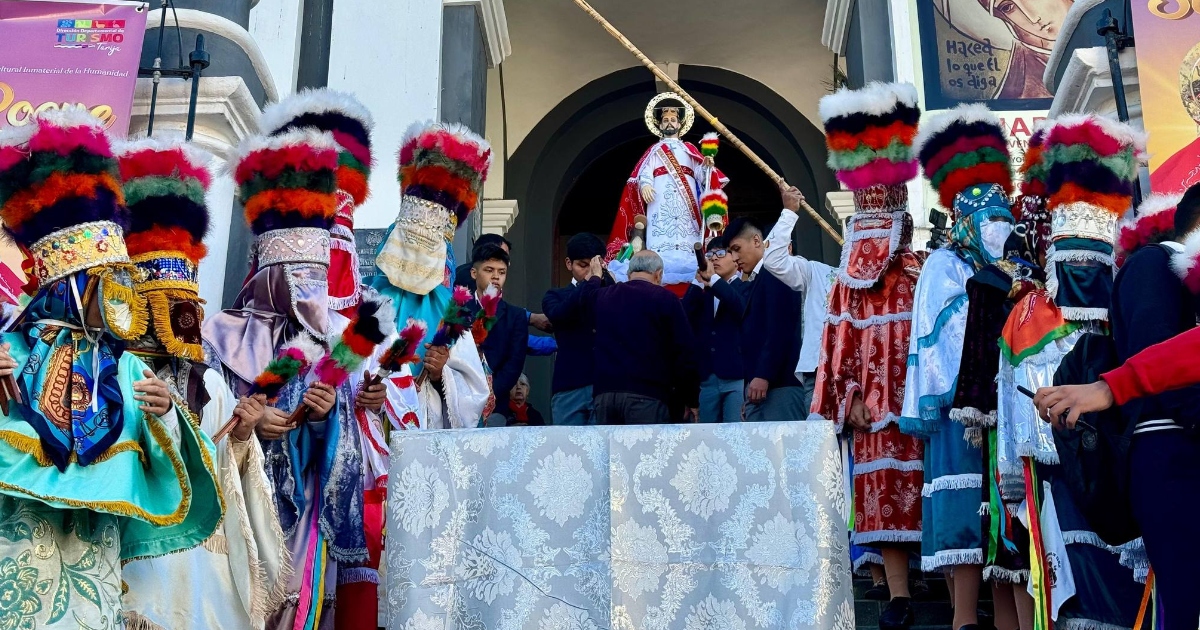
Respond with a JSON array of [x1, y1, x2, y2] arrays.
[[576, 251, 700, 424]]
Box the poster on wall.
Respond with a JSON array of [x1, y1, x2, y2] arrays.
[[0, 0, 147, 134], [0, 0, 146, 302], [1130, 3, 1200, 194], [916, 0, 1074, 110]]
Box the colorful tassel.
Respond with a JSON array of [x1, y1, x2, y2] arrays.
[[377, 318, 428, 374], [699, 132, 719, 158], [471, 285, 501, 346], [251, 333, 326, 401], [430, 285, 477, 348], [313, 293, 397, 387]]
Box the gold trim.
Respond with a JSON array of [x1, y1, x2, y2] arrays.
[[29, 221, 130, 284], [87, 267, 150, 341], [644, 91, 694, 137], [0, 430, 145, 467], [0, 412, 191, 526], [146, 292, 204, 363]]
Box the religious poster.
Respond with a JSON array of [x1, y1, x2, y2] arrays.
[[0, 0, 147, 134], [1130, 2, 1200, 194], [916, 0, 1073, 110], [996, 110, 1048, 171]]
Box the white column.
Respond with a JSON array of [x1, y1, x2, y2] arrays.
[[249, 0, 304, 97], [327, 0, 444, 229]]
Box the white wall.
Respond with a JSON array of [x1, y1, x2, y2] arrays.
[[248, 0, 304, 97], [327, 0, 444, 229]]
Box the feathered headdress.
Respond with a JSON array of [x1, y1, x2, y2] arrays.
[[915, 103, 1014, 221], [233, 129, 340, 271], [1117, 193, 1182, 266], [259, 90, 375, 314], [0, 109, 131, 286], [397, 121, 492, 227], [819, 81, 921, 192], [116, 135, 214, 361], [1013, 125, 1054, 264], [1042, 114, 1146, 320], [376, 122, 493, 296], [259, 88, 374, 207]]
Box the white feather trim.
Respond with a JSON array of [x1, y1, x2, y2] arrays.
[[922, 473, 983, 497], [115, 132, 214, 173], [1051, 113, 1149, 157], [818, 81, 919, 123], [912, 103, 1003, 158], [1132, 192, 1182, 219], [285, 333, 327, 365], [0, 107, 106, 148], [258, 88, 375, 137], [362, 289, 398, 338], [229, 129, 338, 173], [1171, 224, 1200, 281]]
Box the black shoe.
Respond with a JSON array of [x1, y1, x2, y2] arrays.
[[864, 580, 889, 601], [958, 625, 980, 630], [909, 577, 930, 600], [879, 597, 914, 630]]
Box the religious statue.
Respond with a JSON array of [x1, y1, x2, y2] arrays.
[[606, 92, 728, 290]]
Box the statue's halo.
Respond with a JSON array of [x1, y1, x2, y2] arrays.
[[645, 91, 695, 138]]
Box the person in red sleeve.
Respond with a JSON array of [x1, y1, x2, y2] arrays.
[[1035, 325, 1200, 427]]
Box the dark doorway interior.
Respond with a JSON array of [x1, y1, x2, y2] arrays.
[[553, 119, 784, 287]]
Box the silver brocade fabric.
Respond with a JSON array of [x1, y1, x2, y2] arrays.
[[385, 422, 855, 630]]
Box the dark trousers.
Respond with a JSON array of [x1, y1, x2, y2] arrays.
[[1131, 429, 1200, 630], [593, 392, 670, 425]]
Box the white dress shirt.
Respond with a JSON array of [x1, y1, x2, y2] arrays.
[[762, 208, 835, 375]]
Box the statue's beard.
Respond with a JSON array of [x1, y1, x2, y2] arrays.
[[661, 125, 679, 137]]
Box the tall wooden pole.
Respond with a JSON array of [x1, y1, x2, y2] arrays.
[[571, 0, 844, 245]]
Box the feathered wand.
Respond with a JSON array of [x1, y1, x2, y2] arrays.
[[288, 292, 397, 424], [471, 284, 501, 347], [363, 317, 428, 389], [414, 286, 477, 386], [212, 333, 325, 442]]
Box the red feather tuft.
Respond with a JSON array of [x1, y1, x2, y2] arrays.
[[29, 123, 111, 158], [119, 148, 212, 188], [126, 226, 208, 262], [452, 285, 472, 306], [234, 144, 338, 184], [399, 163, 477, 209], [936, 163, 1014, 210], [1046, 120, 1126, 157]]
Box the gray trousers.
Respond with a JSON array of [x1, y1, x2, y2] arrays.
[[744, 385, 809, 423], [551, 386, 594, 426], [699, 374, 744, 423], [593, 392, 670, 425]]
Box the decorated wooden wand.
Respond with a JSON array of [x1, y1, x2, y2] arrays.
[[212, 333, 324, 443], [288, 292, 396, 425], [363, 318, 428, 389]]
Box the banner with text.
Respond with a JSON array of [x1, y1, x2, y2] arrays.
[[0, 0, 147, 135], [1131, 3, 1200, 194]]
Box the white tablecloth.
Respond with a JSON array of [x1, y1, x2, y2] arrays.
[[385, 422, 854, 629]]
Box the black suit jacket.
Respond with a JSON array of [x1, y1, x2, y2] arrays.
[[713, 268, 802, 389], [479, 299, 527, 412], [681, 280, 746, 382]]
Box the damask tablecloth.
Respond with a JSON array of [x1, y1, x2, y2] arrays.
[[385, 422, 854, 630]]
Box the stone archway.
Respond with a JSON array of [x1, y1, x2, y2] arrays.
[[504, 65, 839, 408]]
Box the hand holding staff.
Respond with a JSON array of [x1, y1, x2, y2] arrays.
[[0, 343, 21, 416], [414, 287, 477, 387], [212, 334, 324, 443], [363, 318, 427, 390]]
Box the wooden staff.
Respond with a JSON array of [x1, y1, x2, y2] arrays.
[[572, 0, 844, 245]]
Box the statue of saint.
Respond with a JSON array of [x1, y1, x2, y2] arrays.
[[606, 92, 728, 290]]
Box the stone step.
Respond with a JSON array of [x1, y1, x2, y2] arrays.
[[852, 576, 996, 630]]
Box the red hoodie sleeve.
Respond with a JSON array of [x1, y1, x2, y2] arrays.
[[1102, 326, 1200, 405]]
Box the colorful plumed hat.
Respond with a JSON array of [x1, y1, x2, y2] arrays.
[[0, 109, 131, 288], [376, 121, 492, 296], [1116, 192, 1182, 267], [1043, 114, 1146, 244], [819, 81, 921, 193], [1041, 114, 1146, 320], [232, 129, 340, 269], [915, 103, 1014, 224], [819, 82, 921, 288], [259, 88, 373, 208], [397, 121, 491, 226], [116, 135, 213, 361], [1013, 125, 1054, 264], [259, 89, 375, 314]]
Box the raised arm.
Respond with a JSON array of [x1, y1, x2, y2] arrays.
[[762, 186, 814, 292]]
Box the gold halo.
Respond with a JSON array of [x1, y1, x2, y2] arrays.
[[645, 92, 694, 138]]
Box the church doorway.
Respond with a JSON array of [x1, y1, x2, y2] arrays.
[[503, 65, 840, 408]]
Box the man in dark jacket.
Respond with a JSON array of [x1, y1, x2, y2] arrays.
[[542, 233, 610, 425], [456, 233, 553, 340], [682, 236, 745, 422], [469, 243, 526, 418], [1111, 185, 1200, 629], [709, 217, 804, 422], [579, 250, 699, 424]]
